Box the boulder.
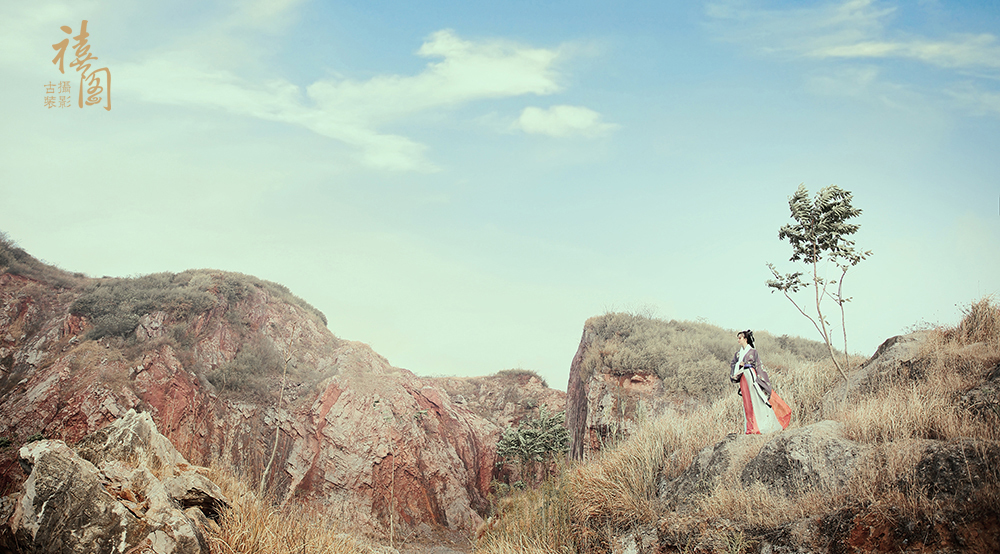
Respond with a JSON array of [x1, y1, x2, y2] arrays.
[[825, 332, 930, 408], [75, 409, 190, 475], [897, 439, 1000, 503], [2, 410, 229, 554], [741, 420, 868, 496], [6, 440, 145, 554]]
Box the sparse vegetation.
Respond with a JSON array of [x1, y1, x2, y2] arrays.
[[0, 231, 87, 290]]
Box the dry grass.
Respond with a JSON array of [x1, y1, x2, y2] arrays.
[[475, 478, 576, 554], [954, 296, 1000, 349], [205, 463, 380, 554], [476, 297, 1000, 553]]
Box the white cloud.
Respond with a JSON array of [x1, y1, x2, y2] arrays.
[[306, 30, 563, 123], [808, 34, 1000, 69], [117, 29, 569, 172], [513, 105, 618, 138]]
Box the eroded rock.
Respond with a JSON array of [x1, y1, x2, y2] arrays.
[[2, 410, 229, 554]]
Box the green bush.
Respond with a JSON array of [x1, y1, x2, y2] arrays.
[[0, 437, 11, 448], [497, 406, 569, 487]]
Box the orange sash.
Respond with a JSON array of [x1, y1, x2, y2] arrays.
[[770, 391, 792, 429]]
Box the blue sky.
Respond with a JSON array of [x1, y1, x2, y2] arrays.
[[2, 0, 998, 389]]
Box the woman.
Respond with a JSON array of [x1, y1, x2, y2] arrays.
[[730, 330, 783, 434]]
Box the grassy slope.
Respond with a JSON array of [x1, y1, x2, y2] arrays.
[[580, 312, 831, 402]]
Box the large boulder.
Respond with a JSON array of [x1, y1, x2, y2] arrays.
[[896, 439, 1000, 503], [740, 420, 869, 496], [825, 332, 931, 408], [2, 410, 228, 554], [6, 440, 145, 554]]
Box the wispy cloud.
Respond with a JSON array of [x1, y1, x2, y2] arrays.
[[706, 0, 1000, 70], [808, 34, 1000, 70], [706, 0, 1000, 115], [119, 26, 570, 172], [513, 105, 618, 138], [947, 83, 1000, 116]]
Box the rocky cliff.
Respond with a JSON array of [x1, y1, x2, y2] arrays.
[[0, 240, 565, 539]]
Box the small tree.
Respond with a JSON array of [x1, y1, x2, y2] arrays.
[[767, 184, 871, 381], [496, 406, 569, 487]]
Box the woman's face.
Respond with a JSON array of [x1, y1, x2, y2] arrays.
[[737, 333, 748, 347]]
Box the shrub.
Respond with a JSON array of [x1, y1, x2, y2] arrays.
[[206, 339, 283, 397], [71, 273, 217, 339], [496, 406, 569, 487], [954, 296, 1000, 349]]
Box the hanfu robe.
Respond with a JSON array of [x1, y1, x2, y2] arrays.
[[730, 347, 783, 434]]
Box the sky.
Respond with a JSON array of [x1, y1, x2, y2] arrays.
[[2, 0, 998, 390]]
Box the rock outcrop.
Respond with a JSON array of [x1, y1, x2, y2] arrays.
[[566, 322, 695, 461], [2, 409, 228, 554]]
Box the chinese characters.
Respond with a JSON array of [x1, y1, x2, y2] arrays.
[[43, 81, 73, 109], [50, 20, 110, 111]]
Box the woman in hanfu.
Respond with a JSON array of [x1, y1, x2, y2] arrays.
[[730, 330, 783, 434]]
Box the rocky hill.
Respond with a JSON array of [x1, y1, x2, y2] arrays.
[[478, 301, 1000, 554], [0, 236, 566, 546]]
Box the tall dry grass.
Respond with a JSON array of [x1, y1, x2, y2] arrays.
[[475, 478, 576, 554], [840, 302, 1000, 446], [205, 463, 381, 554]]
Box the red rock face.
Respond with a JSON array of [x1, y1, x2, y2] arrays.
[[0, 269, 564, 537]]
